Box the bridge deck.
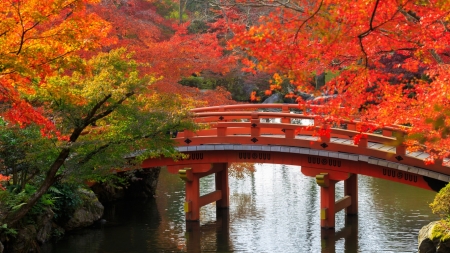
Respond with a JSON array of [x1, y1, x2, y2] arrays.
[[174, 144, 450, 183]]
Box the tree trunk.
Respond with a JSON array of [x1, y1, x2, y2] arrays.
[[5, 148, 70, 226]]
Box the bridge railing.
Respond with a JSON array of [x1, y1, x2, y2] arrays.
[[173, 104, 450, 175]]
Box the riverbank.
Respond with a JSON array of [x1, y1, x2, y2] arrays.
[[0, 168, 160, 253]]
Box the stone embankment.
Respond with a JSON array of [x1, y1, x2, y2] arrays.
[[419, 221, 450, 253], [0, 167, 160, 252]]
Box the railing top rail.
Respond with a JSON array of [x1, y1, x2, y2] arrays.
[[191, 103, 301, 112], [192, 104, 410, 134]]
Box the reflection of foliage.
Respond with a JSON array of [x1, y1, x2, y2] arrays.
[[231, 193, 259, 220], [228, 163, 257, 179]]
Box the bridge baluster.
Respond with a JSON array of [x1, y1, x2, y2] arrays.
[[281, 105, 290, 123], [217, 126, 227, 137], [347, 123, 356, 131], [251, 112, 260, 137], [393, 131, 407, 156], [357, 135, 368, 149], [382, 129, 393, 137], [320, 123, 331, 143]]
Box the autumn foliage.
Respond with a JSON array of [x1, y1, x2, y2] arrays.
[[0, 175, 9, 190], [0, 0, 111, 135], [89, 0, 237, 106], [0, 0, 239, 227], [228, 0, 450, 161]]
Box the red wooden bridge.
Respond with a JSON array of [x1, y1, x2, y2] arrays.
[[140, 104, 449, 228]]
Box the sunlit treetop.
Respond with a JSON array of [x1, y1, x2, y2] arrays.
[[0, 0, 112, 134], [228, 0, 450, 161]]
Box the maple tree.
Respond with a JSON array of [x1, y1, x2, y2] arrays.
[[90, 0, 238, 106], [1, 48, 198, 226], [228, 0, 450, 162], [0, 0, 112, 132], [0, 0, 240, 229]]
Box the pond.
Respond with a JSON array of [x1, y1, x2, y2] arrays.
[[42, 164, 437, 252]]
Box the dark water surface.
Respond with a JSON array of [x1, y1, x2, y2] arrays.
[[42, 164, 437, 253]]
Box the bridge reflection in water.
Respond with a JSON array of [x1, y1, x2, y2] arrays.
[[177, 164, 435, 252]]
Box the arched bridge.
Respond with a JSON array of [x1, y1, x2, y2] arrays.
[[141, 104, 450, 228]]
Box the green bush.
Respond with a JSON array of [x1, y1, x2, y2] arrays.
[[49, 183, 82, 225], [430, 183, 450, 220]]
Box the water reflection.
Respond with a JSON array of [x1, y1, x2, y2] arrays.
[[321, 216, 358, 253], [42, 164, 437, 253], [185, 210, 232, 252]]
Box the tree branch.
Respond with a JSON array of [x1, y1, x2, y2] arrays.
[[293, 0, 323, 43]]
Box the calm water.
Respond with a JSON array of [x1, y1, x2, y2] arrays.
[[42, 164, 437, 253]]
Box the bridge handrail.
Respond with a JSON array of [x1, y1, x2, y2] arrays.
[[191, 104, 301, 112], [193, 121, 398, 146], [192, 110, 409, 137]]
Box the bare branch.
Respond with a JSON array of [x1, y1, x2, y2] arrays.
[[293, 0, 323, 43]]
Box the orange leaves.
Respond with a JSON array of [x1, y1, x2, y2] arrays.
[[250, 91, 258, 102], [269, 84, 281, 91], [0, 0, 111, 134], [285, 92, 297, 99], [0, 175, 10, 190], [229, 0, 450, 96]]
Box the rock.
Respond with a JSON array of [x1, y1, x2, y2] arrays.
[[124, 169, 161, 199], [91, 182, 125, 203], [11, 225, 39, 253], [419, 221, 450, 253], [419, 221, 438, 253], [0, 241, 3, 253], [262, 93, 283, 104], [36, 207, 54, 244], [64, 188, 104, 231], [91, 168, 161, 203], [297, 92, 314, 101]]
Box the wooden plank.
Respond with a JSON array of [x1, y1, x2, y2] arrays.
[[335, 195, 352, 213], [199, 190, 222, 207], [369, 143, 385, 150]]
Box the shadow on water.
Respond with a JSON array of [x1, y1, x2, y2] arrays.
[[321, 215, 358, 253], [185, 209, 232, 253], [41, 199, 163, 253]]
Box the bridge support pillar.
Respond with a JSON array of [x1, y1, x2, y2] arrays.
[[317, 173, 337, 228], [215, 163, 229, 209], [303, 167, 357, 229], [184, 172, 201, 221], [344, 174, 358, 215], [176, 163, 229, 221]]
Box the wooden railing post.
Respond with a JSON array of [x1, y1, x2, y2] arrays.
[[251, 112, 260, 137], [281, 105, 290, 123]]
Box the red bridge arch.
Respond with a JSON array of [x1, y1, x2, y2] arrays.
[[140, 104, 449, 228]]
